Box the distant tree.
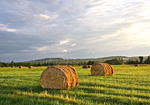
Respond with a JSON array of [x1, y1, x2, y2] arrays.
[[18, 63, 21, 66], [87, 61, 95, 65], [139, 56, 144, 64], [0, 62, 2, 67], [49, 62, 54, 65], [3, 63, 10, 67], [83, 61, 88, 65], [10, 61, 14, 67], [28, 63, 31, 66], [144, 56, 150, 64], [105, 58, 124, 65], [37, 63, 41, 66], [78, 61, 87, 65], [93, 61, 100, 64], [126, 60, 139, 64]]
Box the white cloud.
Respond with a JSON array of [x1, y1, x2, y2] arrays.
[[35, 46, 48, 51], [39, 14, 50, 19], [115, 22, 150, 47], [59, 39, 70, 45], [20, 50, 30, 52], [34, 14, 50, 20], [0, 24, 17, 32], [71, 44, 76, 46], [34, 12, 58, 20], [62, 49, 68, 52]]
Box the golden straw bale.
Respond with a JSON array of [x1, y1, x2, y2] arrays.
[[40, 65, 79, 90], [88, 65, 92, 68], [135, 64, 139, 67], [91, 63, 114, 76], [28, 66, 33, 68], [11, 66, 14, 68], [19, 66, 23, 68], [82, 65, 88, 69], [67, 65, 79, 86]]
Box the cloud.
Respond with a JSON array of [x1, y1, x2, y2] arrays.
[[59, 39, 70, 45], [0, 24, 17, 32], [0, 0, 150, 62], [71, 44, 76, 46], [34, 14, 50, 20], [35, 46, 48, 51], [62, 49, 68, 52], [20, 50, 30, 52], [33, 10, 58, 20]]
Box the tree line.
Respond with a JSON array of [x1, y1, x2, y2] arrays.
[[0, 56, 150, 67], [0, 61, 90, 67], [105, 56, 150, 65]]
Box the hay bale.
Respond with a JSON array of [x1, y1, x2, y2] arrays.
[[11, 66, 14, 68], [67, 65, 79, 86], [40, 65, 79, 90], [19, 66, 23, 68], [29, 66, 33, 68], [82, 65, 88, 69], [91, 63, 114, 76], [135, 64, 139, 67], [88, 65, 92, 68]]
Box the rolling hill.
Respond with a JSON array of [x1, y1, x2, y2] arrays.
[[25, 56, 148, 64]]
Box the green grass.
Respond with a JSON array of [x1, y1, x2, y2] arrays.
[[0, 66, 150, 105]]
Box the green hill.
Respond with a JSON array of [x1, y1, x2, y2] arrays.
[[25, 56, 147, 64]]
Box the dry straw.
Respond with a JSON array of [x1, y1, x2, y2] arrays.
[[11, 66, 14, 68], [135, 64, 139, 67], [88, 65, 92, 68], [29, 66, 33, 68], [82, 65, 88, 69], [40, 65, 79, 90], [19, 66, 23, 68], [91, 63, 114, 76]]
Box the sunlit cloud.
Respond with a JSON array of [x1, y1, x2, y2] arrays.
[[62, 49, 68, 52], [59, 39, 70, 45], [71, 44, 76, 46], [34, 14, 50, 20], [34, 12, 58, 20], [39, 14, 50, 20], [20, 50, 30, 52], [0, 24, 17, 32], [35, 46, 48, 51]]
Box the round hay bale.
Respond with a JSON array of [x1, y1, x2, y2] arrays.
[[29, 66, 33, 68], [82, 65, 88, 69], [88, 65, 92, 68], [11, 66, 14, 68], [67, 65, 79, 86], [40, 65, 79, 90], [135, 64, 139, 67], [19, 66, 23, 68], [91, 63, 114, 76]]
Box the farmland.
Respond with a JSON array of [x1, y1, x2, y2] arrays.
[[0, 65, 150, 105]]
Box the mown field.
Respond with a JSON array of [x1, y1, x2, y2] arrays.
[[0, 65, 150, 105]]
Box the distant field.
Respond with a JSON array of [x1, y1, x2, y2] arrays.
[[0, 65, 150, 105]]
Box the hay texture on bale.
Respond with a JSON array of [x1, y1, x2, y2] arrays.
[[135, 64, 139, 67], [19, 66, 23, 68], [29, 66, 33, 68], [11, 66, 14, 68], [91, 63, 114, 76], [82, 65, 88, 69], [40, 65, 79, 90], [88, 65, 92, 68]]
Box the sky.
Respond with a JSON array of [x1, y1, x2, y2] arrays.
[[0, 0, 150, 62]]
